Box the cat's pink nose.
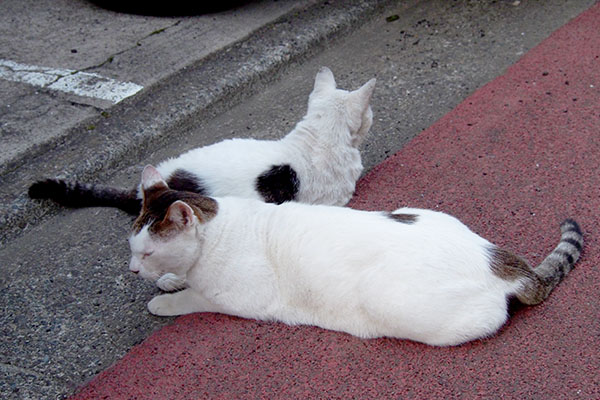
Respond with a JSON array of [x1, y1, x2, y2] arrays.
[[129, 257, 141, 274]]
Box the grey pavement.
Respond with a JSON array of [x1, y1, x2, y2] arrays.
[[1, 0, 312, 172], [1, 0, 596, 399]]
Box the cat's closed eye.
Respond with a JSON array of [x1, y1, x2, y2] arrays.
[[142, 252, 154, 259]]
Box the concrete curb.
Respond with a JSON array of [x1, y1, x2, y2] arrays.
[[0, 0, 394, 243]]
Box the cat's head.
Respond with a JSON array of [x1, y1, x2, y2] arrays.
[[306, 67, 376, 147], [128, 165, 218, 282]]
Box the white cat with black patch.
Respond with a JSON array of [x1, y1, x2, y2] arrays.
[[29, 67, 376, 214], [129, 165, 583, 346]]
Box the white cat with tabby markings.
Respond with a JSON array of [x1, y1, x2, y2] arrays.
[[29, 67, 376, 213], [129, 165, 583, 346]]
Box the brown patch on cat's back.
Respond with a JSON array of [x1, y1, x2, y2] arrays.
[[487, 246, 547, 305], [387, 213, 418, 224], [487, 246, 534, 281], [132, 186, 218, 235]]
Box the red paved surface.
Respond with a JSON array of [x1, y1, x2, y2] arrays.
[[71, 4, 600, 399]]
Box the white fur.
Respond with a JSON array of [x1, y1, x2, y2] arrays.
[[148, 67, 376, 206], [129, 194, 523, 347]]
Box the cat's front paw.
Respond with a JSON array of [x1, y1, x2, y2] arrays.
[[148, 294, 178, 316], [156, 273, 186, 292]]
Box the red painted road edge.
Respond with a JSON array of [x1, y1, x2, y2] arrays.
[[71, 4, 600, 399]]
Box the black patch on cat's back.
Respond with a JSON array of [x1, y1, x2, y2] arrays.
[[167, 169, 207, 194], [256, 164, 300, 204], [387, 213, 418, 224]]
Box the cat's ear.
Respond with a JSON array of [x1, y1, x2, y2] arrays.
[[165, 200, 196, 229], [313, 66, 336, 92], [141, 165, 168, 190], [348, 78, 376, 113]]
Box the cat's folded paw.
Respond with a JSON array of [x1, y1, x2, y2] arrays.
[[148, 294, 177, 316], [156, 273, 186, 292]]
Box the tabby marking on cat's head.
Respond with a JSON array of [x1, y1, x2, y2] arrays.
[[128, 165, 217, 282]]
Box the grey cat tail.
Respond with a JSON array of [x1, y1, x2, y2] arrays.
[[28, 179, 141, 215], [531, 219, 583, 299], [488, 218, 583, 305]]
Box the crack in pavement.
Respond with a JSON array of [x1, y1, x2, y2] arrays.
[[79, 20, 183, 74]]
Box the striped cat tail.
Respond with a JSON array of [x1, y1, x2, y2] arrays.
[[488, 219, 583, 305], [530, 219, 583, 300], [28, 179, 141, 215]]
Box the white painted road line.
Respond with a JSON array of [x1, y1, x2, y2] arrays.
[[0, 59, 143, 103]]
